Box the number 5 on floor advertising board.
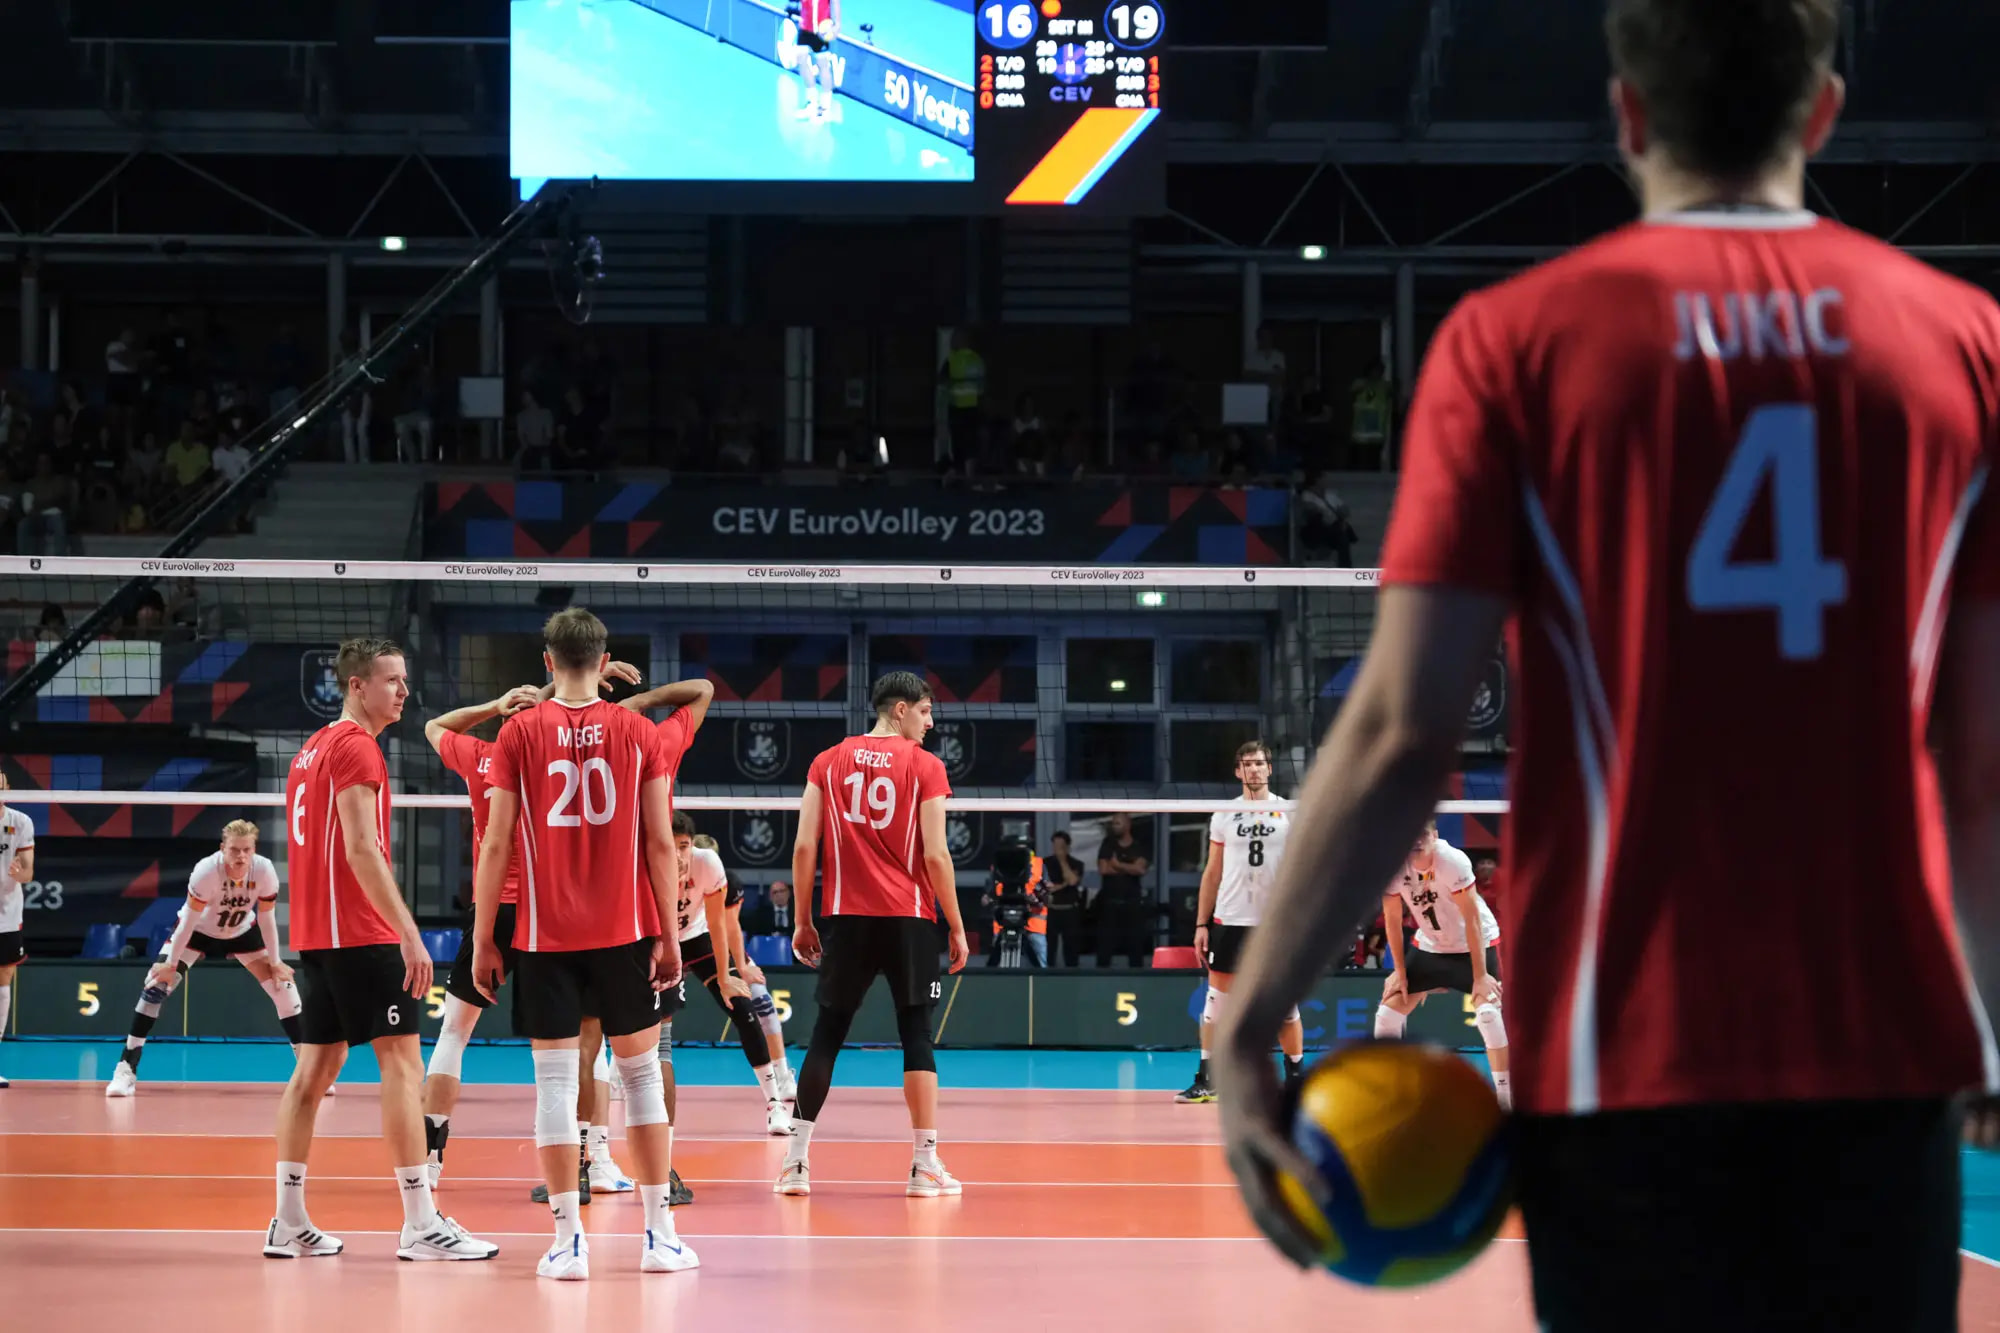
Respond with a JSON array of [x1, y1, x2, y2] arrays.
[[507, 0, 1165, 212]]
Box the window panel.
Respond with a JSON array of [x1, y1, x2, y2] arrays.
[[1066, 639, 1155, 705]]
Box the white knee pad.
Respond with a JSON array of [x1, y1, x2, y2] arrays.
[[260, 976, 302, 1020], [1474, 1003, 1508, 1052], [1201, 985, 1222, 1025], [617, 1050, 670, 1128], [532, 1048, 582, 1148], [427, 996, 478, 1081], [1374, 1004, 1408, 1039], [749, 983, 783, 1036], [593, 1042, 611, 1082]]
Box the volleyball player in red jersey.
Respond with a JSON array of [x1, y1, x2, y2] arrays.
[[471, 608, 692, 1281], [1214, 3, 2000, 1329], [266, 637, 498, 1264], [777, 671, 971, 1198], [795, 0, 840, 120]]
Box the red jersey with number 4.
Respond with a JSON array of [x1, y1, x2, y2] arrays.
[[807, 733, 951, 919], [285, 719, 400, 951], [1382, 210, 2000, 1118], [489, 698, 668, 952], [435, 730, 521, 907]]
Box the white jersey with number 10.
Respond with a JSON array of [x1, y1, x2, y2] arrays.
[[1393, 839, 1499, 955]]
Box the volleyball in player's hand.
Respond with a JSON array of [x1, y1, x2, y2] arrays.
[[1274, 1042, 1513, 1287]]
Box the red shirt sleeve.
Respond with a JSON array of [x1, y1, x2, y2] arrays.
[[328, 728, 386, 796], [639, 713, 670, 782], [1379, 294, 1522, 598], [654, 709, 696, 773], [488, 715, 524, 794], [435, 729, 479, 781], [915, 749, 952, 803]]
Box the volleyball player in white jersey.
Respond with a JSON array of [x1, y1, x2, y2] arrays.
[[1376, 819, 1510, 1109], [1178, 741, 1302, 1104], [107, 821, 301, 1096], [710, 835, 797, 1108], [0, 774, 35, 1088]]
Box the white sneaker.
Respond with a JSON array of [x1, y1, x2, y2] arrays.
[[765, 1099, 794, 1136], [537, 1233, 589, 1281], [0, 1073, 10, 1088], [641, 1228, 699, 1272], [106, 1063, 138, 1098], [263, 1218, 344, 1258], [587, 1159, 635, 1193], [774, 1161, 811, 1196], [907, 1160, 962, 1198], [397, 1215, 500, 1262]]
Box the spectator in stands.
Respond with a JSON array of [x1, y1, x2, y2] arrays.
[[126, 587, 167, 639], [515, 389, 555, 470], [1044, 831, 1087, 967], [36, 604, 66, 642], [393, 365, 437, 463], [335, 332, 371, 464], [713, 389, 759, 472], [1473, 852, 1500, 914], [212, 430, 252, 486], [1297, 471, 1357, 566], [743, 881, 796, 937], [1095, 814, 1154, 967], [163, 422, 211, 495], [81, 473, 122, 536], [557, 384, 605, 471], [1169, 429, 1211, 481], [48, 411, 72, 459], [60, 381, 100, 448], [1009, 393, 1049, 478], [124, 431, 164, 502], [166, 579, 203, 639], [1244, 324, 1287, 412], [1348, 357, 1393, 467], [186, 387, 216, 443], [19, 452, 75, 555], [940, 329, 986, 469]]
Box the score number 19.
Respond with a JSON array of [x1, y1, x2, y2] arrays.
[[1105, 1, 1163, 48]]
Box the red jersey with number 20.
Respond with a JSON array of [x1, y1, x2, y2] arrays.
[[434, 730, 520, 907], [488, 698, 669, 952], [807, 733, 951, 919], [1382, 210, 2000, 1119], [285, 719, 399, 952]]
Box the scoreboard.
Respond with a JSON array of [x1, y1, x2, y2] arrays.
[[977, 0, 1165, 208]]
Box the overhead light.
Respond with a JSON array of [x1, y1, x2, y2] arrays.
[[1135, 591, 1166, 608], [380, 236, 407, 252], [1299, 244, 1326, 261], [1108, 678, 1128, 692]]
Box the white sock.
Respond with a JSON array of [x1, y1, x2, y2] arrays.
[[276, 1161, 310, 1227], [1493, 1069, 1513, 1111], [548, 1190, 582, 1242], [913, 1129, 939, 1166], [588, 1123, 612, 1163], [395, 1164, 438, 1231], [785, 1118, 815, 1165], [774, 1055, 794, 1089], [756, 1064, 783, 1102], [641, 1182, 675, 1238]]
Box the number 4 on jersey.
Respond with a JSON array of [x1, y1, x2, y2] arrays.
[[1687, 404, 1849, 661]]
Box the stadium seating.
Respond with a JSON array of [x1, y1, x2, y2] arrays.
[[422, 929, 462, 963], [1150, 946, 1199, 969], [746, 934, 794, 967], [147, 924, 174, 958], [81, 923, 126, 960]]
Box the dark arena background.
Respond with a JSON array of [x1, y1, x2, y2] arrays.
[[0, 0, 1997, 1324]]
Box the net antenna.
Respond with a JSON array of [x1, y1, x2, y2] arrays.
[[0, 181, 595, 719]]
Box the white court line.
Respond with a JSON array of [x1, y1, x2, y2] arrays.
[[0, 1079, 1208, 1096], [0, 1171, 1234, 1188], [0, 1131, 1216, 1146], [1964, 1248, 2000, 1269], [0, 1226, 1528, 1245]]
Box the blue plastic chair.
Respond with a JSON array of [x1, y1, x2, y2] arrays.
[[423, 929, 462, 964], [81, 922, 125, 959], [147, 923, 175, 959], [746, 934, 794, 968]]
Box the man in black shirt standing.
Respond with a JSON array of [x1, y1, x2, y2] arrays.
[[1094, 814, 1153, 967], [1044, 832, 1086, 967]]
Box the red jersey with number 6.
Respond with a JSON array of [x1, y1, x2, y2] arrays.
[[434, 730, 520, 907], [1381, 209, 2000, 1118], [488, 698, 670, 952], [285, 719, 400, 952], [807, 733, 952, 919]]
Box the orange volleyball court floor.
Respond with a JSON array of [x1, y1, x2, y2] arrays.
[[3, 1044, 1999, 1331]]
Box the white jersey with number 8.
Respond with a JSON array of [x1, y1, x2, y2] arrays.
[[1206, 795, 1293, 926]]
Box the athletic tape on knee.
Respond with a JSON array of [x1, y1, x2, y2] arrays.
[[261, 977, 302, 1020], [616, 1050, 670, 1127], [1474, 1003, 1508, 1052], [749, 982, 782, 1035], [1201, 985, 1222, 1025], [427, 996, 478, 1082], [895, 1005, 937, 1074], [1374, 1004, 1407, 1039], [531, 1048, 582, 1148]]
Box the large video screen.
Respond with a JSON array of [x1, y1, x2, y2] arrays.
[[509, 0, 1167, 213], [512, 0, 975, 185]]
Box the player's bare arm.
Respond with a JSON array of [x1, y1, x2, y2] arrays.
[[150, 890, 206, 989], [725, 899, 763, 985], [7, 838, 30, 886], [336, 782, 431, 1000], [255, 897, 294, 985], [702, 884, 750, 999], [1194, 841, 1224, 964], [423, 686, 542, 752], [1933, 594, 2000, 1145], [920, 795, 969, 973], [470, 787, 519, 1000], [791, 783, 825, 967], [639, 774, 684, 990], [1451, 887, 1500, 1006], [1209, 584, 1506, 1269], [536, 659, 642, 702], [621, 677, 717, 737], [1379, 892, 1410, 1003]]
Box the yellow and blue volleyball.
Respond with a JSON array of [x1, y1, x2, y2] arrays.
[[1275, 1042, 1513, 1287]]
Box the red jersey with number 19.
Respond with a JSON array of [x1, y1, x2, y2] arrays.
[[1381, 210, 2000, 1119], [488, 698, 669, 952], [807, 733, 952, 919], [285, 719, 400, 951], [434, 730, 520, 906]]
